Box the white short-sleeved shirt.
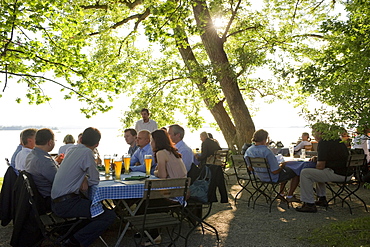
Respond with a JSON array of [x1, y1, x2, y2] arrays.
[[135, 119, 158, 132]]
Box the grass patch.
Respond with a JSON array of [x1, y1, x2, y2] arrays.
[[301, 216, 370, 247]]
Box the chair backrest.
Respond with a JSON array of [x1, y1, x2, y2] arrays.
[[231, 155, 249, 176], [304, 145, 312, 151], [144, 177, 191, 200], [348, 154, 366, 168], [213, 149, 229, 166], [246, 157, 274, 182]]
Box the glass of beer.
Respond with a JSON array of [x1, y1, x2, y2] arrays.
[[103, 155, 111, 176], [114, 157, 123, 180], [144, 154, 152, 176], [123, 154, 131, 175]]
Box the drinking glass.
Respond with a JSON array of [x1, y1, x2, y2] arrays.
[[144, 154, 152, 176], [103, 155, 111, 176], [114, 157, 123, 180], [123, 154, 131, 175]]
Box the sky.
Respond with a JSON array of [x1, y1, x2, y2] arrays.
[[0, 77, 309, 130]]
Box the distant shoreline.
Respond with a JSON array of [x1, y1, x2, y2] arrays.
[[0, 126, 59, 130]]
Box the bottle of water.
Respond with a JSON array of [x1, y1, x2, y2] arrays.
[[300, 149, 306, 159]]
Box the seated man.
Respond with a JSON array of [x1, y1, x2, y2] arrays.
[[25, 128, 58, 210], [130, 130, 157, 173], [15, 128, 37, 171], [124, 128, 139, 155], [244, 129, 300, 202], [196, 132, 221, 165], [168, 124, 194, 171], [296, 123, 351, 213], [51, 127, 116, 247]]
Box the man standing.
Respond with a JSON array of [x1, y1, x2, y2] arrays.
[[196, 131, 221, 165], [296, 123, 350, 213], [25, 128, 58, 210], [130, 130, 156, 173], [124, 128, 139, 155], [51, 127, 116, 247], [15, 128, 37, 171], [168, 124, 194, 171], [135, 108, 158, 132]]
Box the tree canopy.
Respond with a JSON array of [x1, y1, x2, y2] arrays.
[[0, 0, 348, 148]]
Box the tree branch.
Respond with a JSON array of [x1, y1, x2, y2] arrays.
[[221, 0, 242, 42], [226, 25, 261, 39], [0, 70, 93, 102]]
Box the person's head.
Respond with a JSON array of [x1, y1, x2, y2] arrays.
[[301, 132, 310, 141], [20, 128, 37, 148], [63, 134, 75, 144], [200, 132, 209, 142], [141, 108, 150, 121], [124, 128, 137, 146], [251, 129, 269, 144], [208, 133, 214, 139], [168, 124, 185, 144], [136, 130, 150, 148], [35, 128, 55, 152], [151, 129, 181, 159], [81, 127, 101, 148], [77, 133, 83, 144]]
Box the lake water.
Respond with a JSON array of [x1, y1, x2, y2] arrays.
[[0, 126, 310, 177]]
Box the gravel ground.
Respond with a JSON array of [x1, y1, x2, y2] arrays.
[[1, 170, 369, 247]]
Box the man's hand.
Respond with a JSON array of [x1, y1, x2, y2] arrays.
[[309, 156, 318, 163], [134, 162, 141, 166], [80, 176, 88, 192]]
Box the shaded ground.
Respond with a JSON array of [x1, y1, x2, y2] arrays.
[[1, 170, 369, 247]]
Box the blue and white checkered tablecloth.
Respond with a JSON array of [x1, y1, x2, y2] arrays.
[[90, 172, 152, 217]]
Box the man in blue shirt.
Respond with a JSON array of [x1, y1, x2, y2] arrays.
[[130, 130, 157, 173], [168, 124, 194, 171]]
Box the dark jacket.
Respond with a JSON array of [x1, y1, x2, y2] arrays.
[[198, 138, 221, 164], [0, 166, 18, 226], [11, 171, 45, 247]]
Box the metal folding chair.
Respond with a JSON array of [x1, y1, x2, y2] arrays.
[[326, 154, 368, 214], [246, 157, 290, 212], [231, 155, 254, 204], [125, 177, 190, 246]]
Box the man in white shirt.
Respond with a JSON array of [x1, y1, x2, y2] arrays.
[[168, 124, 194, 171], [135, 108, 158, 132], [15, 128, 37, 171]]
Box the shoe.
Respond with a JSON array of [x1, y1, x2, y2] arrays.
[[286, 195, 301, 203], [141, 234, 161, 246], [295, 203, 317, 213], [315, 198, 328, 207]]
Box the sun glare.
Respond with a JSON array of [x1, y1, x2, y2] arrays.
[[213, 17, 228, 30]]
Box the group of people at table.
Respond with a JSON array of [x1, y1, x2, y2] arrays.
[[244, 124, 370, 213], [6, 109, 222, 247]]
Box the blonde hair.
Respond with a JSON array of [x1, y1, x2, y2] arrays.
[[63, 134, 75, 144]]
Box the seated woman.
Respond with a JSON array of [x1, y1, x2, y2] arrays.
[[244, 129, 300, 202], [58, 134, 75, 155], [139, 129, 187, 245], [294, 132, 312, 152], [151, 129, 187, 179]]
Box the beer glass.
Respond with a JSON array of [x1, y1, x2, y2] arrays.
[[103, 155, 111, 176], [114, 157, 123, 180], [123, 154, 131, 175], [144, 154, 152, 176]]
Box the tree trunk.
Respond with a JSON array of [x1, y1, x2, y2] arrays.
[[192, 0, 255, 149], [174, 27, 237, 149]]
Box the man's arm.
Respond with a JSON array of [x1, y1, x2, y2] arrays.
[[316, 161, 326, 170]]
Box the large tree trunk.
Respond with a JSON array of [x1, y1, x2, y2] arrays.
[[192, 0, 255, 149], [174, 27, 237, 149]]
